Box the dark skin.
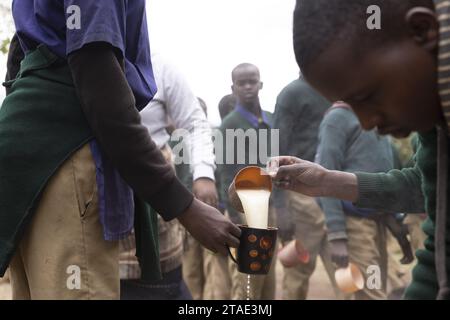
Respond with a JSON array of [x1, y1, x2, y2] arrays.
[[305, 8, 443, 138], [231, 65, 264, 117], [273, 7, 444, 267]]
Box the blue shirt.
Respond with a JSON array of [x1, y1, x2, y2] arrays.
[[12, 0, 156, 110], [12, 0, 157, 241], [235, 104, 271, 128]]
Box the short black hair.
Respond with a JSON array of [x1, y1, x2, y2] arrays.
[[293, 0, 434, 74], [231, 63, 260, 82]]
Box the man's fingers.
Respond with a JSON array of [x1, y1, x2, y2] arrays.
[[214, 244, 228, 256], [225, 232, 240, 248], [270, 156, 301, 166], [274, 180, 292, 190], [228, 223, 242, 239], [274, 164, 299, 181]]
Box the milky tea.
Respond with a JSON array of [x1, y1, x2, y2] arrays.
[[236, 189, 271, 229]]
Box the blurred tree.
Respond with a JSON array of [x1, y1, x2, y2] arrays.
[[1, 38, 10, 54], [0, 2, 13, 55]]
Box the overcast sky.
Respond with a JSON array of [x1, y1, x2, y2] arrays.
[[146, 0, 298, 125], [0, 0, 299, 125]]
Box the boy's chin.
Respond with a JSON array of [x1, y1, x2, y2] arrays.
[[391, 130, 412, 139]]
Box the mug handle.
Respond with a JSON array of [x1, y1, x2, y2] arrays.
[[227, 246, 238, 264]]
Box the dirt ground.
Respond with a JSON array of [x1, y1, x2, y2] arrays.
[[0, 258, 337, 300], [0, 246, 412, 300]]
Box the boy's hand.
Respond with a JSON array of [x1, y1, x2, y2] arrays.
[[270, 156, 330, 197], [177, 198, 241, 255], [329, 239, 349, 268], [269, 156, 359, 202], [193, 178, 218, 208]]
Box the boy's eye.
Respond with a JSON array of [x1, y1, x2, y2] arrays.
[[352, 91, 377, 104]]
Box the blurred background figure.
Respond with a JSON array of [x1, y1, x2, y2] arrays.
[[120, 53, 217, 300], [272, 76, 343, 300]]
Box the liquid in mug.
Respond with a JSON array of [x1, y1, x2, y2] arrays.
[[236, 189, 271, 229]]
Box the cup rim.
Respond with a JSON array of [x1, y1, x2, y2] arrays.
[[238, 224, 278, 231]]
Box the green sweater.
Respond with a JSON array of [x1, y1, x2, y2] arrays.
[[355, 129, 449, 299], [317, 107, 395, 240]]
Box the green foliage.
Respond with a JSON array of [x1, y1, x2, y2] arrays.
[[1, 37, 11, 55]]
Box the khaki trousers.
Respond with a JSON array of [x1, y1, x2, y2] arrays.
[[346, 216, 387, 300], [9, 143, 119, 299], [282, 192, 342, 300], [182, 235, 206, 300], [183, 226, 232, 300], [203, 251, 232, 299]]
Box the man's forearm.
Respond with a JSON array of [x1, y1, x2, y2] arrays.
[[68, 43, 194, 220]]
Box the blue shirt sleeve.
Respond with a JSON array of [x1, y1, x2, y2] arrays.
[[64, 0, 126, 56]]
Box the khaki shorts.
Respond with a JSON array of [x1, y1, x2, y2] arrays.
[[9, 143, 119, 300]]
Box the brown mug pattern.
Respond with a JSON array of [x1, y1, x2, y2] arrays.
[[228, 225, 278, 275]]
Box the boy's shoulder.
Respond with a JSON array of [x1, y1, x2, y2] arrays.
[[321, 105, 358, 128], [220, 110, 246, 129], [277, 78, 311, 102]]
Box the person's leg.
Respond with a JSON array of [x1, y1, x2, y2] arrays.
[[282, 192, 339, 299], [386, 232, 409, 299], [8, 255, 30, 300], [182, 235, 205, 300], [9, 143, 119, 300], [229, 261, 268, 300], [346, 216, 387, 300], [317, 236, 347, 299], [203, 250, 232, 300], [121, 266, 193, 300], [0, 269, 10, 285]]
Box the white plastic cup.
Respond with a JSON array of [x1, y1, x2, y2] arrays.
[[334, 263, 364, 294], [278, 239, 310, 268]]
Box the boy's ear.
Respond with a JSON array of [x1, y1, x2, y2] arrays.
[[259, 81, 263, 90], [405, 7, 439, 51], [231, 85, 235, 94]]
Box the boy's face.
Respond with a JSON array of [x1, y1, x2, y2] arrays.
[[232, 66, 263, 106], [303, 16, 442, 138]]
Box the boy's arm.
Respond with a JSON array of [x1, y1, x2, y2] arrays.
[[355, 165, 425, 213], [67, 43, 241, 255], [272, 90, 303, 241], [315, 120, 349, 240], [68, 42, 193, 220], [156, 59, 217, 207]]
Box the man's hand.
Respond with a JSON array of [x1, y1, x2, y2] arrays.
[[177, 198, 241, 255], [329, 239, 350, 268], [193, 178, 218, 208], [269, 156, 359, 202]]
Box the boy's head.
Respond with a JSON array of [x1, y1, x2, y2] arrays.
[[218, 94, 237, 120], [231, 63, 263, 106], [294, 0, 443, 137]]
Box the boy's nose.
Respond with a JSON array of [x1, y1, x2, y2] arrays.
[[357, 112, 382, 131]]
